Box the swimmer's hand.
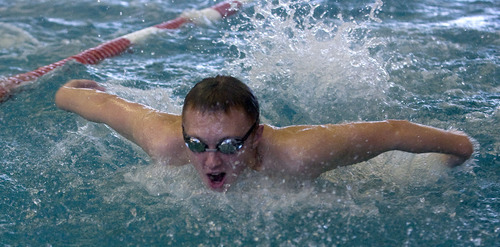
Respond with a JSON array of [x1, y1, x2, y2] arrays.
[[440, 154, 471, 168], [439, 131, 475, 168], [63, 79, 106, 92], [56, 79, 109, 113]]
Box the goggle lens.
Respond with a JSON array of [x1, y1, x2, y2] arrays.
[[217, 139, 242, 154], [185, 138, 208, 153], [183, 121, 257, 155]]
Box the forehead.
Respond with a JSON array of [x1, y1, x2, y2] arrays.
[[183, 108, 253, 136]]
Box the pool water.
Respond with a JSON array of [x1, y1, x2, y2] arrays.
[[1, 0, 499, 245]]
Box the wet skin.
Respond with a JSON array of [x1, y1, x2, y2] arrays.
[[182, 108, 262, 192], [55, 80, 475, 192]]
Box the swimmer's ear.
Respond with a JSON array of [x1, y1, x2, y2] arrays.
[[251, 124, 264, 148]]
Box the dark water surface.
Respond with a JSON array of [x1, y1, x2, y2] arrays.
[[1, 0, 498, 245]]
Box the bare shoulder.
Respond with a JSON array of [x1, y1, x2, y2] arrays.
[[257, 120, 474, 179], [134, 111, 188, 165], [257, 121, 400, 177], [257, 124, 345, 178]]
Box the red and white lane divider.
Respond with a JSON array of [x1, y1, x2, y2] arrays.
[[0, 0, 251, 102]]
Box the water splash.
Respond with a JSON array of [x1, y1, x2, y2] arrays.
[[0, 23, 40, 59], [223, 0, 390, 124]]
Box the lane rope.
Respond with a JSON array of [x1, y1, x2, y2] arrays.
[[0, 0, 251, 102]]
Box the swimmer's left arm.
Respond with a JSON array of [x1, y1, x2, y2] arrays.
[[270, 120, 474, 178], [375, 120, 474, 167]]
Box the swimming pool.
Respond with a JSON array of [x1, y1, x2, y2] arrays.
[[1, 0, 498, 245]]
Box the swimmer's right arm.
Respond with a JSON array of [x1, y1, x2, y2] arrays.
[[55, 80, 185, 159], [55, 80, 144, 140]]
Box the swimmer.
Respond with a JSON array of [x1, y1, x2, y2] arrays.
[[55, 76, 474, 192]]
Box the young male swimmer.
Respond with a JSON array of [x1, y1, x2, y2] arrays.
[[55, 76, 474, 192]]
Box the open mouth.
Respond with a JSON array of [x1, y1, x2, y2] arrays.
[[207, 172, 226, 188], [208, 172, 226, 183]]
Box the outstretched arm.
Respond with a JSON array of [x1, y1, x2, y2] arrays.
[[265, 120, 474, 178], [55, 80, 185, 160]]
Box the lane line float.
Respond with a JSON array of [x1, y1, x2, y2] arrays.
[[0, 0, 251, 102]]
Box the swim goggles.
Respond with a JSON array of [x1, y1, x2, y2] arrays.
[[182, 121, 257, 154]]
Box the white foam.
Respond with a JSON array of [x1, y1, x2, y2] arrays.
[[0, 22, 40, 59], [223, 0, 391, 123], [104, 82, 183, 114], [322, 151, 451, 187], [0, 22, 39, 49]]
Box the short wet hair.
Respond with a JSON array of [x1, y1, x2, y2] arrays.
[[182, 75, 260, 123]]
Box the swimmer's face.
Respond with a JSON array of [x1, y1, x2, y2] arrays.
[[182, 108, 262, 192]]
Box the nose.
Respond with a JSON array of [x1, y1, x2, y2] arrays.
[[204, 151, 222, 169]]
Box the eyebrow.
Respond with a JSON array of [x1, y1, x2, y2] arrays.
[[182, 121, 257, 144], [182, 127, 237, 146]]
